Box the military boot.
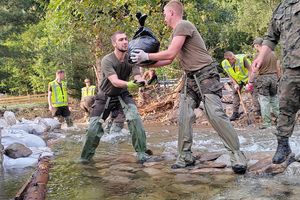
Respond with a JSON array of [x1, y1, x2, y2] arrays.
[[65, 116, 73, 127], [272, 136, 291, 164], [230, 150, 247, 174], [230, 112, 240, 121]]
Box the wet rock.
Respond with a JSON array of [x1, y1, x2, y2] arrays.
[[248, 155, 272, 173], [109, 164, 139, 173], [143, 162, 164, 169], [114, 154, 136, 163], [143, 168, 162, 176], [4, 111, 17, 126], [110, 170, 135, 177], [171, 183, 210, 193], [174, 174, 211, 184], [190, 167, 233, 175], [215, 154, 231, 167], [102, 175, 132, 184], [194, 161, 227, 169], [198, 152, 222, 162], [4, 143, 32, 159], [248, 153, 296, 175]]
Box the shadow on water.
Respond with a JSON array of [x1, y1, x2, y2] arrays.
[[2, 124, 300, 200]]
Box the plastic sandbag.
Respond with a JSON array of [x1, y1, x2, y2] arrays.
[[128, 12, 160, 65]]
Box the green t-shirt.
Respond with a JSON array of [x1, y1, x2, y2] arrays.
[[99, 52, 140, 96], [172, 20, 213, 72]]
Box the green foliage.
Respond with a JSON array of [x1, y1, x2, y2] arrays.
[[0, 0, 282, 95]]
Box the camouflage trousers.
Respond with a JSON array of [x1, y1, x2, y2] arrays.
[[231, 82, 260, 114], [176, 64, 246, 167], [256, 74, 279, 127], [276, 68, 300, 137]]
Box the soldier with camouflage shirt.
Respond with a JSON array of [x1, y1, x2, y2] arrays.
[[252, 0, 300, 164]]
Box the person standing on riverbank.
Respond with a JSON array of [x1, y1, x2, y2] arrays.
[[131, 0, 247, 174], [48, 70, 73, 127], [80, 78, 96, 122]]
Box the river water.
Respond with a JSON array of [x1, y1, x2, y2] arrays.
[[2, 124, 300, 200]]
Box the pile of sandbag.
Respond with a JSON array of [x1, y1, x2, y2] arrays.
[[0, 111, 59, 169]]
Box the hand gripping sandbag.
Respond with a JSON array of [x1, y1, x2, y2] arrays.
[[128, 12, 160, 65]]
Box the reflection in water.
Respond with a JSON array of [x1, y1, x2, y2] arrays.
[[2, 124, 300, 200]]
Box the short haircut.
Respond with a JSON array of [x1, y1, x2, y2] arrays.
[[224, 51, 234, 58], [56, 69, 65, 75], [111, 30, 125, 42], [165, 0, 183, 17]]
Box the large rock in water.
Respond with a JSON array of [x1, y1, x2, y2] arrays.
[[3, 111, 17, 126], [4, 143, 32, 159]]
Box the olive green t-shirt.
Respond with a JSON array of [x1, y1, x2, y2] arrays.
[[100, 52, 140, 96], [172, 20, 213, 72], [255, 51, 278, 75]]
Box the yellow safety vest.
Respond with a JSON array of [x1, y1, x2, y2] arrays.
[[81, 85, 96, 98], [49, 80, 68, 107], [221, 54, 250, 84]]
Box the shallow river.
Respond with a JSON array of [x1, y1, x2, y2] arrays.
[[2, 124, 300, 200]]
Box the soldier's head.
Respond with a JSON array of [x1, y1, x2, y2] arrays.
[[252, 37, 263, 52], [224, 51, 236, 65], [56, 70, 65, 80], [84, 78, 91, 86], [164, 0, 183, 28], [111, 31, 128, 53]]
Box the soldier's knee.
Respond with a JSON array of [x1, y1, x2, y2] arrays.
[[125, 104, 140, 121]]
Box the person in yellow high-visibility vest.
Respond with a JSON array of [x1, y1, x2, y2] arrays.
[[80, 78, 96, 121], [48, 70, 73, 127], [222, 51, 259, 121]]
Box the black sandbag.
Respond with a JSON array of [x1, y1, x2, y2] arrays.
[[128, 12, 160, 65]]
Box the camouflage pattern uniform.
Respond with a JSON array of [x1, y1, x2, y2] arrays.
[[256, 74, 279, 128], [263, 0, 300, 138]]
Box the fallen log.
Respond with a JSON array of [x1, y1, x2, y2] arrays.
[[15, 156, 51, 200]]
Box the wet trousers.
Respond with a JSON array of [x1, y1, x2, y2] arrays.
[[80, 91, 147, 161], [256, 74, 279, 127], [176, 64, 244, 166]]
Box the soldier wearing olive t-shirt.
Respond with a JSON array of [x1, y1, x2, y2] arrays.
[[80, 31, 153, 164], [131, 0, 247, 174]]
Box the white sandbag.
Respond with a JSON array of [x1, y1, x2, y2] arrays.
[[38, 118, 61, 131], [29, 147, 54, 159], [0, 118, 8, 128], [3, 111, 17, 126], [3, 155, 38, 169], [9, 123, 47, 135], [2, 132, 46, 148], [9, 124, 32, 134]]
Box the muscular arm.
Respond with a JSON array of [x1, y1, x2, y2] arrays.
[[148, 36, 186, 61], [252, 45, 273, 70], [107, 74, 128, 88]]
